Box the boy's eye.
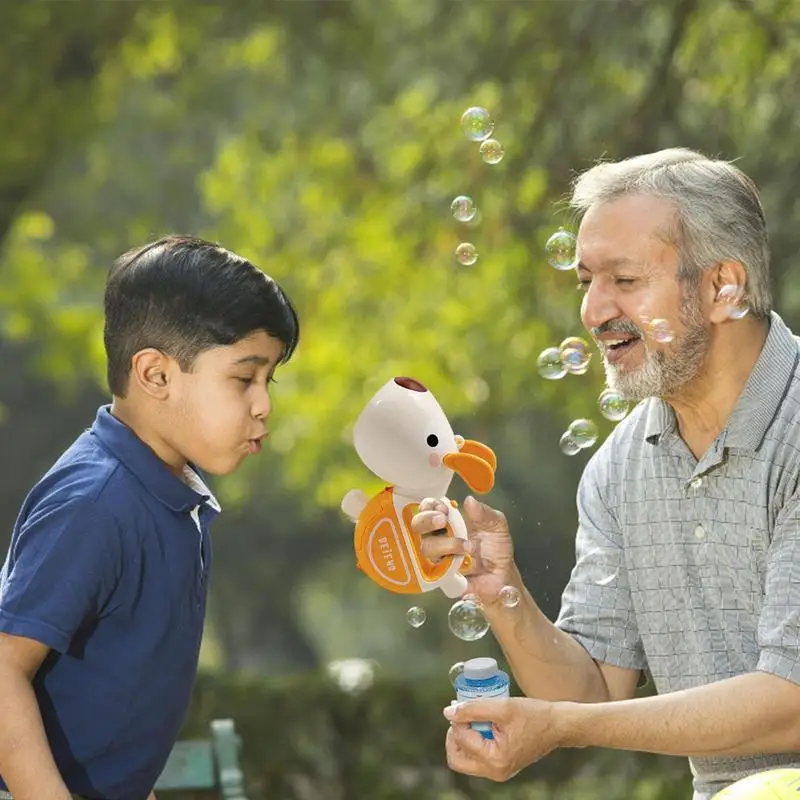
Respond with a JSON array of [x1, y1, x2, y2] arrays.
[[237, 376, 254, 385]]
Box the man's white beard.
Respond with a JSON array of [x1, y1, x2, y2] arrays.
[[602, 298, 710, 402]]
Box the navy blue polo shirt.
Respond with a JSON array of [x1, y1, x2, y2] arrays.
[[0, 406, 220, 800]]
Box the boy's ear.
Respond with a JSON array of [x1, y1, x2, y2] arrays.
[[130, 348, 172, 399]]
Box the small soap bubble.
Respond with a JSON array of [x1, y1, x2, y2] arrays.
[[448, 597, 490, 641], [460, 107, 494, 141], [568, 418, 599, 449], [499, 585, 521, 608], [545, 230, 578, 271], [559, 336, 592, 374], [537, 347, 567, 380], [598, 388, 630, 422], [647, 318, 674, 344], [455, 242, 478, 266], [717, 284, 749, 319], [406, 606, 426, 628], [451, 195, 477, 223], [559, 432, 581, 456], [479, 138, 504, 164], [448, 661, 465, 686]]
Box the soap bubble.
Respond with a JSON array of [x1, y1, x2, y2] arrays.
[[406, 606, 426, 628], [559, 336, 592, 374], [499, 585, 521, 608], [460, 107, 494, 141], [455, 242, 478, 266], [448, 661, 465, 686], [717, 284, 749, 319], [598, 389, 630, 422], [559, 432, 581, 456], [479, 138, 504, 164], [451, 195, 477, 223], [462, 592, 481, 607], [647, 318, 674, 344], [537, 347, 567, 380], [448, 597, 490, 641], [568, 418, 599, 449], [545, 230, 578, 270]]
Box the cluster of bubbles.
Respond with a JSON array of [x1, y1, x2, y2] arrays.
[[452, 107, 504, 268], [537, 336, 592, 380], [460, 106, 505, 164], [558, 418, 598, 456], [406, 584, 521, 641]]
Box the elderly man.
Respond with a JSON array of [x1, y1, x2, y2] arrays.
[[413, 148, 800, 800]]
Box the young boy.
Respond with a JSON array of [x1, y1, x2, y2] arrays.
[[0, 235, 299, 800]]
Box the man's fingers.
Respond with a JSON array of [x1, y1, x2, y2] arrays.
[[418, 497, 450, 514], [410, 508, 449, 536], [445, 727, 488, 778], [450, 722, 492, 758], [419, 532, 468, 560]]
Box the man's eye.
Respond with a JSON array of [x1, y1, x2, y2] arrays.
[[615, 278, 635, 285]]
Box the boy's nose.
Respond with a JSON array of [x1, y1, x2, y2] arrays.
[[252, 388, 272, 420]]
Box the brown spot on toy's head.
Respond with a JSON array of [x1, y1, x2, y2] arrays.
[[394, 376, 427, 392]]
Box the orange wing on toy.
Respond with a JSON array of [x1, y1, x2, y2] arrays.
[[354, 488, 461, 594]]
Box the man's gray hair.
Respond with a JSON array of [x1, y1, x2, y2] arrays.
[[569, 148, 771, 318]]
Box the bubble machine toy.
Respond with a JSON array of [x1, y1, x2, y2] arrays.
[[341, 376, 497, 598]]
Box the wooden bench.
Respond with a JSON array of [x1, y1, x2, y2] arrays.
[[155, 718, 248, 799]]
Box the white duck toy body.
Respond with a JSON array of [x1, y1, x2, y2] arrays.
[[341, 376, 496, 598]]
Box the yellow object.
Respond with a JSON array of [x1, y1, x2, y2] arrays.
[[713, 769, 800, 799]]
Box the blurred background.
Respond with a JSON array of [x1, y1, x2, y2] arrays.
[[2, 0, 799, 797]]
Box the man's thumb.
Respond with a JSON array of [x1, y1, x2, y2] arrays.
[[444, 698, 504, 723], [464, 495, 495, 525]]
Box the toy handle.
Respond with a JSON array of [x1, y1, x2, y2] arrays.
[[437, 498, 469, 599]]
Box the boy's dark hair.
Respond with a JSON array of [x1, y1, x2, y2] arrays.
[[104, 235, 300, 397]]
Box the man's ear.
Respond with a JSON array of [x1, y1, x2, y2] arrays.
[[708, 260, 748, 324], [129, 348, 174, 400]]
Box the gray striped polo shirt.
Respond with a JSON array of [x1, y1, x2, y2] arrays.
[[556, 311, 800, 799]]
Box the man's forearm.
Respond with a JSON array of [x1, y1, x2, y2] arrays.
[[483, 566, 610, 703], [557, 671, 800, 757], [0, 666, 71, 800]]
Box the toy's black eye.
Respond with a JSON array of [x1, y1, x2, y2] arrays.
[[426, 434, 439, 447]]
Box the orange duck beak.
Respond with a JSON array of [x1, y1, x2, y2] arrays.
[[442, 438, 497, 494]]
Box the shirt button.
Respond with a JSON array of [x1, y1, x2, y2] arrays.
[[690, 477, 703, 489], [694, 524, 706, 540]]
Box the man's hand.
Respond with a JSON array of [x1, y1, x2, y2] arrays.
[[443, 697, 561, 781], [410, 495, 516, 606]]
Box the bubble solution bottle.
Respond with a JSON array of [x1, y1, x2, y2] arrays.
[[453, 657, 510, 739]]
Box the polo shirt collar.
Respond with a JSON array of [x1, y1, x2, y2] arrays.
[[643, 311, 798, 450], [90, 405, 221, 513], [644, 397, 674, 444], [724, 311, 798, 449]]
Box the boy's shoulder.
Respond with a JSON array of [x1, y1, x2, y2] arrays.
[[23, 421, 135, 523], [21, 405, 214, 529]]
